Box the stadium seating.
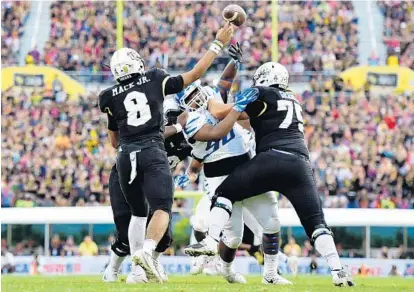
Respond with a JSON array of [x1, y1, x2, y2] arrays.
[[1, 1, 30, 66], [378, 1, 414, 69], [40, 1, 358, 72], [2, 84, 412, 209]]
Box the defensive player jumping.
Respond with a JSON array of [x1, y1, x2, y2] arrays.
[[184, 62, 355, 287]]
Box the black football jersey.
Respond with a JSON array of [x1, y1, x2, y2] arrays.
[[99, 68, 184, 151], [164, 108, 192, 168], [245, 86, 309, 157]]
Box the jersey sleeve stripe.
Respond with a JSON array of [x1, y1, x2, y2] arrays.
[[257, 101, 267, 117], [162, 76, 170, 98]]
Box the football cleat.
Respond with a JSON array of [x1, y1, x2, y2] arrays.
[[125, 262, 148, 284], [222, 272, 247, 284], [102, 266, 118, 282], [332, 269, 355, 287], [132, 250, 165, 283], [262, 273, 293, 285], [190, 255, 210, 275], [184, 236, 218, 257], [216, 257, 247, 284]]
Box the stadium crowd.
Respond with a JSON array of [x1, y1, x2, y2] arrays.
[[2, 81, 413, 209], [1, 1, 30, 66], [36, 1, 358, 73], [378, 1, 414, 69]]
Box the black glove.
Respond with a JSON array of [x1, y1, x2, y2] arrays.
[[228, 42, 243, 64]]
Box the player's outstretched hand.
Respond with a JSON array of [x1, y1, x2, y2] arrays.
[[215, 22, 234, 46], [233, 88, 259, 112], [174, 173, 190, 189], [229, 42, 243, 64]]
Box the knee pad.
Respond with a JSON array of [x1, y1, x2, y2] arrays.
[[262, 217, 281, 234], [111, 238, 130, 257], [221, 235, 242, 249], [311, 225, 333, 246]]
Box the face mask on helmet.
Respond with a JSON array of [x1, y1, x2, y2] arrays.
[[175, 81, 208, 112]]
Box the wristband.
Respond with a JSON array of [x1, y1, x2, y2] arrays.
[[209, 40, 224, 55], [172, 123, 183, 133]]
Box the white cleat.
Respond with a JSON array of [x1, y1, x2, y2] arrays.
[[262, 273, 293, 285], [332, 269, 355, 287], [102, 266, 118, 282], [184, 236, 218, 257], [132, 250, 166, 283], [216, 258, 247, 284], [125, 263, 148, 284], [154, 257, 168, 282], [222, 272, 247, 284], [190, 255, 210, 275]]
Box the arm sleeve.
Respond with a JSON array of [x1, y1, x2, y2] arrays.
[[107, 113, 118, 131], [182, 112, 207, 139], [163, 75, 184, 96]]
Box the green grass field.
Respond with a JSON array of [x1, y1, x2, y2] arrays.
[[2, 275, 414, 292]]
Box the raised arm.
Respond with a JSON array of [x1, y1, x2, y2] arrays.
[[180, 23, 234, 88], [217, 42, 243, 102]]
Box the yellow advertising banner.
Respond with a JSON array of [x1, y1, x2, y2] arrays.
[[340, 65, 414, 93], [1, 65, 86, 99]]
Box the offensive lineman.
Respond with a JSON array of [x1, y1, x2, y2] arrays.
[[98, 23, 234, 282], [184, 62, 355, 287]]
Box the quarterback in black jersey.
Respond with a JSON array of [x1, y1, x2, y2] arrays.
[[99, 23, 234, 283], [185, 62, 355, 287], [103, 99, 191, 283]]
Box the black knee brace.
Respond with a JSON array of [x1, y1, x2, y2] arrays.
[[111, 238, 130, 257], [262, 233, 279, 255], [210, 194, 232, 216], [310, 224, 333, 246]]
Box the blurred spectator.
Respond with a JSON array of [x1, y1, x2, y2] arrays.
[[302, 240, 315, 257], [283, 237, 302, 256], [63, 236, 77, 256], [389, 265, 401, 276], [378, 1, 414, 69], [1, 244, 15, 274], [49, 234, 64, 256], [378, 246, 390, 259], [1, 1, 30, 65], [78, 236, 98, 256]]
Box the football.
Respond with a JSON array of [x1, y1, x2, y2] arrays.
[[222, 4, 247, 27]]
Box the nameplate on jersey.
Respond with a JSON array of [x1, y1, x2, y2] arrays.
[[280, 91, 298, 102], [112, 76, 150, 96]]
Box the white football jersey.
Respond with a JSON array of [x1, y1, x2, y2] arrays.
[[182, 87, 249, 163]]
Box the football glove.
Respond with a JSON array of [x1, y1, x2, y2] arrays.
[[174, 173, 190, 188], [233, 88, 259, 112], [228, 42, 243, 64]]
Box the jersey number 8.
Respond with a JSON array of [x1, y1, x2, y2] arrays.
[[124, 91, 152, 127]]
